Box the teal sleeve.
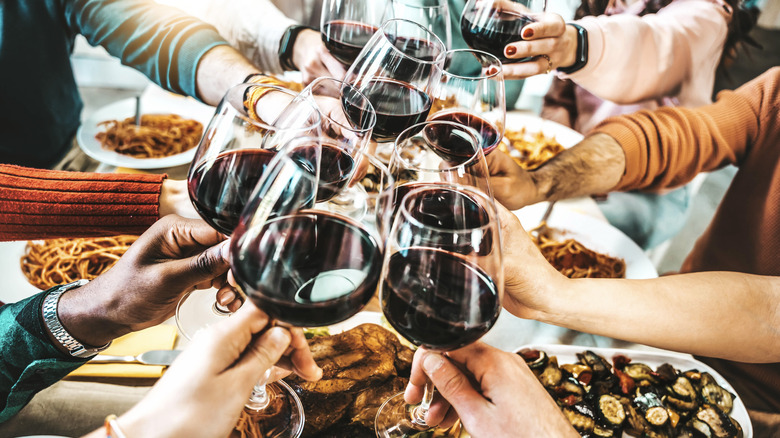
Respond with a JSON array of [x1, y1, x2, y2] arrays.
[[61, 0, 230, 99], [0, 292, 87, 423]]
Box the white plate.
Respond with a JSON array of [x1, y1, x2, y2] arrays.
[[0, 241, 41, 305], [76, 95, 215, 169], [515, 344, 753, 437], [514, 203, 658, 280], [504, 112, 584, 148]]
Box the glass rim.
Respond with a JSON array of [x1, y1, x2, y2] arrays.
[[435, 49, 503, 81], [378, 18, 446, 65], [390, 0, 448, 10], [392, 120, 484, 173], [224, 82, 321, 135], [398, 183, 498, 233], [305, 77, 377, 135]]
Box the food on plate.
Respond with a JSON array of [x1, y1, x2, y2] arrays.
[[20, 235, 137, 289], [518, 348, 744, 438], [499, 127, 565, 170], [95, 114, 203, 158], [530, 224, 626, 279]]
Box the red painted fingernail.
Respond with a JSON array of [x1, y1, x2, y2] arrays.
[[505, 46, 517, 56], [523, 28, 534, 39]]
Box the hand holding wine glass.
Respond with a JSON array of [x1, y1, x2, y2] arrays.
[[500, 12, 579, 79], [460, 0, 547, 63], [375, 185, 503, 437]]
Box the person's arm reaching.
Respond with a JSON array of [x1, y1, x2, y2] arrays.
[[489, 67, 777, 210], [496, 205, 780, 363]]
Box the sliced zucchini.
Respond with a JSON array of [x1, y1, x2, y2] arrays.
[[700, 383, 734, 414], [696, 404, 739, 438], [596, 394, 626, 427]]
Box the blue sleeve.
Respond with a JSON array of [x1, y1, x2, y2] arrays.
[[61, 0, 230, 99], [0, 292, 87, 423]]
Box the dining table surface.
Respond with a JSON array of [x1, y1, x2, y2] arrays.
[[0, 83, 681, 438]]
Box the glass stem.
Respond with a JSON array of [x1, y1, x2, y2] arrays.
[[246, 368, 273, 411], [412, 378, 435, 428]]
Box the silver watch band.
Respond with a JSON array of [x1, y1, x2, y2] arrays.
[[42, 279, 112, 358]]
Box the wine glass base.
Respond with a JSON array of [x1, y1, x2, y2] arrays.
[[175, 288, 234, 341], [241, 380, 305, 438], [375, 392, 433, 438]]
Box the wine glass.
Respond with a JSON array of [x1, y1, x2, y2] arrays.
[[428, 49, 505, 155], [231, 136, 395, 327], [320, 0, 388, 66], [389, 120, 493, 209], [175, 82, 321, 340], [388, 0, 453, 49], [344, 18, 446, 161], [460, 0, 547, 63], [375, 184, 504, 437]]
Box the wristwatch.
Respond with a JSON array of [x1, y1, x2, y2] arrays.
[[42, 279, 112, 358], [278, 25, 314, 71], [557, 23, 588, 74]]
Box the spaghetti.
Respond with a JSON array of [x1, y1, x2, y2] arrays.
[[20, 236, 138, 290], [95, 114, 203, 159], [530, 224, 626, 279], [499, 127, 565, 170]]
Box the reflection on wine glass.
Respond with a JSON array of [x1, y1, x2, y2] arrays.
[[176, 83, 321, 340], [389, 120, 493, 208], [375, 185, 503, 437], [321, 0, 388, 66], [231, 136, 395, 327], [388, 0, 453, 49], [429, 49, 505, 155], [344, 18, 446, 160], [460, 0, 547, 63]]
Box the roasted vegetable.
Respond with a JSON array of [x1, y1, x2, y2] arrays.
[[695, 404, 740, 438], [623, 363, 659, 385], [700, 383, 734, 414], [666, 376, 699, 411], [519, 348, 549, 370], [615, 369, 636, 395], [596, 394, 626, 427], [539, 356, 563, 388], [564, 403, 597, 433], [634, 391, 669, 427], [578, 351, 612, 377]]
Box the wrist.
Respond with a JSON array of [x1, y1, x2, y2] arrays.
[[560, 25, 579, 69], [56, 280, 129, 348], [557, 23, 588, 74], [291, 29, 318, 72], [279, 25, 314, 71]]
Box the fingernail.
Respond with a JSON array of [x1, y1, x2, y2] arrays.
[[523, 28, 534, 39], [505, 46, 517, 56], [423, 353, 444, 373], [268, 327, 291, 347], [486, 66, 499, 76], [219, 290, 235, 305], [220, 240, 231, 260]]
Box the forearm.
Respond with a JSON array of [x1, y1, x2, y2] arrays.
[[195, 45, 263, 106], [565, 1, 728, 104], [0, 165, 164, 241], [530, 133, 625, 203], [534, 273, 780, 363]]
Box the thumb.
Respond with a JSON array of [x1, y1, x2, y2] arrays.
[[422, 352, 488, 422], [164, 240, 232, 289]]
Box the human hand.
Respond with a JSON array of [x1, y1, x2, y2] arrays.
[[502, 13, 579, 79], [405, 344, 579, 438], [159, 179, 198, 218], [113, 303, 307, 438], [486, 150, 540, 210], [57, 215, 230, 348], [292, 29, 348, 84]]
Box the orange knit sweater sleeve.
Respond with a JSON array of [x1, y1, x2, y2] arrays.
[[592, 67, 780, 192], [0, 165, 166, 241]]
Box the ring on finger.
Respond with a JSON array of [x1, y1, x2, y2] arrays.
[[539, 54, 553, 74]]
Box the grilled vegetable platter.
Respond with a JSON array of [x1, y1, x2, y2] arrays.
[[515, 345, 752, 438]]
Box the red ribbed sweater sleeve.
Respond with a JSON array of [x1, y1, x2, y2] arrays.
[[0, 165, 166, 241]]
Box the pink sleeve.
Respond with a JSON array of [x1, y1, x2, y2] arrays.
[[563, 0, 730, 105]]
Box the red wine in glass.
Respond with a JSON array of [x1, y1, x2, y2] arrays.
[[460, 8, 535, 63], [382, 247, 500, 350], [322, 20, 379, 66], [188, 149, 277, 235], [316, 143, 356, 202], [428, 111, 501, 156], [355, 78, 432, 143], [232, 211, 382, 327]]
